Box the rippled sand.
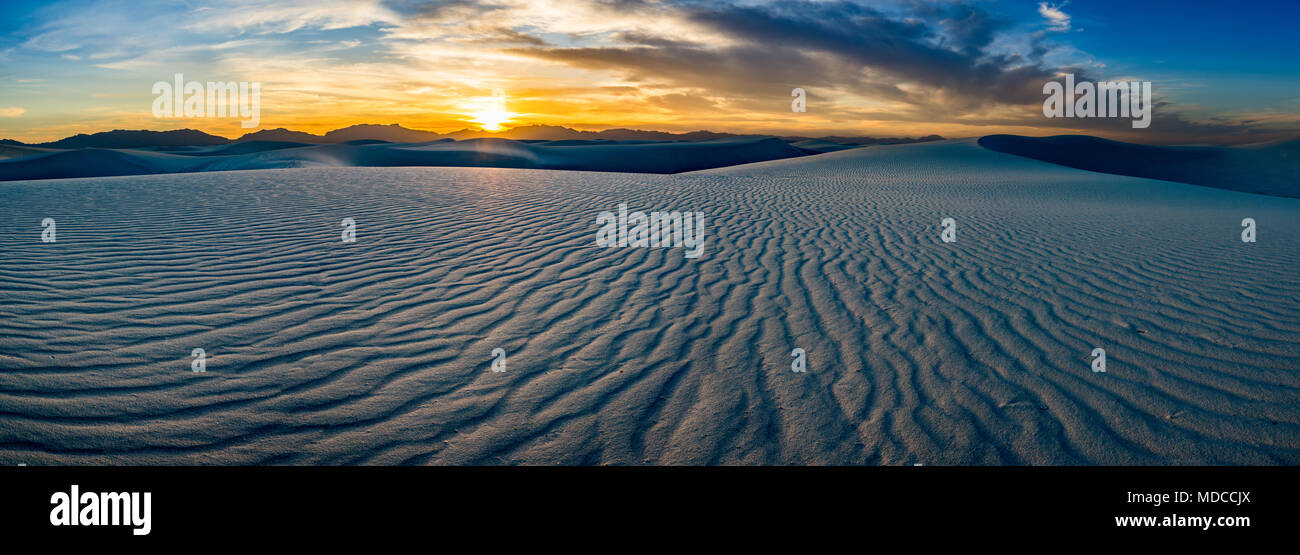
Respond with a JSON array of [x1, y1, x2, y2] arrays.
[[1, 139, 1297, 465]]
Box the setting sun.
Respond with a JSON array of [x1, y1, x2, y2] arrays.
[[470, 89, 511, 132]]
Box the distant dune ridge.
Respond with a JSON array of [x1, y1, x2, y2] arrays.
[[0, 137, 834, 180], [6, 124, 943, 148], [0, 139, 1297, 465], [979, 134, 1300, 198], [3, 127, 1294, 199], [0, 125, 946, 181]]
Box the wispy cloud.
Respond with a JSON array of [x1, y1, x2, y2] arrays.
[[0, 107, 26, 117], [0, 0, 1294, 144], [182, 0, 398, 33], [1038, 2, 1071, 32]]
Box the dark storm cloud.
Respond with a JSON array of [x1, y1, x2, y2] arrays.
[[513, 0, 1052, 108], [684, 0, 1033, 95]]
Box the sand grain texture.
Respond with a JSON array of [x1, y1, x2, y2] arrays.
[[1, 140, 1298, 465]]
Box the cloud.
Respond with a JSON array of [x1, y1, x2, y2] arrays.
[[496, 1, 1288, 143], [183, 0, 398, 33], [0, 107, 26, 117], [648, 93, 717, 112], [4, 0, 1293, 144], [1038, 2, 1071, 32], [511, 1, 1054, 113]]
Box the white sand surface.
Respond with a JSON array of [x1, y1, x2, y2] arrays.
[[1, 139, 1297, 464]]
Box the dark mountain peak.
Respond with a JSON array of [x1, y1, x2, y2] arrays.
[[36, 128, 230, 149], [234, 128, 329, 143], [323, 124, 442, 142]]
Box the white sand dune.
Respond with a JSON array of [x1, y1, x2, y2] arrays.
[[0, 137, 811, 181], [0, 144, 57, 160], [978, 134, 1300, 198], [0, 139, 1297, 465]]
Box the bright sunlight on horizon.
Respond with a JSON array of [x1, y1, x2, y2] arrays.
[[0, 0, 1297, 144]]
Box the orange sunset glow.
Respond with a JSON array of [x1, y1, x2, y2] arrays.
[[2, 0, 1297, 144]]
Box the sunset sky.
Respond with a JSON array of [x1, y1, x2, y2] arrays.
[[1, 0, 1297, 144]]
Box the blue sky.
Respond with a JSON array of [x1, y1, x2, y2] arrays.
[[0, 0, 1296, 143], [1060, 0, 1299, 110]]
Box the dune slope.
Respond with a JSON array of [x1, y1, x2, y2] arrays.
[[978, 134, 1300, 198], [1, 139, 1297, 465]]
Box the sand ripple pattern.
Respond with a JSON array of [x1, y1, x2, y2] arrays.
[[1, 140, 1298, 464]]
